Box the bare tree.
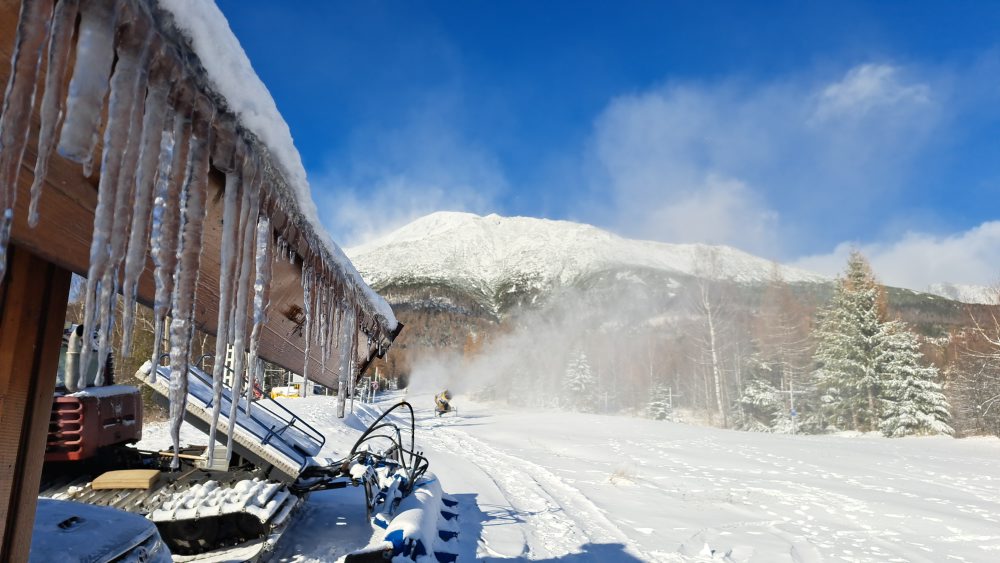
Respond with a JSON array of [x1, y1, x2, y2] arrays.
[[948, 302, 1000, 436], [688, 248, 735, 428]]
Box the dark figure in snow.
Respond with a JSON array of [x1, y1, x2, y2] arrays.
[[435, 390, 453, 416]]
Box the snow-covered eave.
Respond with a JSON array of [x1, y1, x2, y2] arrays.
[[149, 0, 397, 340], [0, 0, 397, 390]]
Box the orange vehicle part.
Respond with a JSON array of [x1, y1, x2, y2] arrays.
[[45, 386, 143, 462]]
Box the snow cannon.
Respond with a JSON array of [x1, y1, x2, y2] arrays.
[[434, 390, 456, 417]]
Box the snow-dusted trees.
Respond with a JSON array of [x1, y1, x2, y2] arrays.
[[736, 374, 783, 432], [564, 347, 597, 412], [647, 383, 673, 420], [878, 322, 952, 437], [945, 308, 1000, 437], [738, 265, 814, 432], [689, 248, 736, 428], [812, 252, 886, 431], [812, 251, 951, 435]]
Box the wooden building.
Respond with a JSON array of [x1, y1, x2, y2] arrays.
[[0, 0, 399, 559]]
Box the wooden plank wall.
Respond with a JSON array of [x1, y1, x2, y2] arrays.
[[0, 246, 71, 562]]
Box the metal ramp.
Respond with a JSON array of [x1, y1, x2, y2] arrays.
[[138, 360, 325, 481]]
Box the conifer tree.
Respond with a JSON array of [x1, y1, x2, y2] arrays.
[[878, 322, 953, 437], [812, 251, 885, 431], [812, 252, 952, 436], [564, 347, 597, 412], [736, 374, 782, 432], [647, 383, 673, 420]]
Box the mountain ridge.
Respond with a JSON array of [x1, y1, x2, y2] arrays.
[[346, 211, 830, 316]]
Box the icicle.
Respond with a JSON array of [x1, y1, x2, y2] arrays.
[[28, 0, 79, 228], [205, 136, 244, 464], [121, 44, 172, 356], [326, 286, 340, 370], [246, 215, 272, 415], [58, 0, 118, 167], [301, 263, 314, 397], [318, 284, 329, 381], [0, 0, 55, 283], [149, 87, 192, 380], [78, 14, 151, 389], [94, 20, 154, 386], [224, 166, 261, 464], [349, 303, 362, 413], [336, 305, 354, 418], [168, 94, 215, 469]]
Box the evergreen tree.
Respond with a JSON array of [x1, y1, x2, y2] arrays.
[[647, 384, 673, 420], [736, 375, 782, 432], [737, 360, 820, 434], [564, 348, 597, 412], [812, 251, 885, 431], [878, 322, 953, 437]]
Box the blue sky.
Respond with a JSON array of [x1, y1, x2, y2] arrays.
[[217, 1, 1000, 289]]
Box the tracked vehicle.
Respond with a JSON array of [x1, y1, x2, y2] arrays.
[[40, 356, 457, 562]]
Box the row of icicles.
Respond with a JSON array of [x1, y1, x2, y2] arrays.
[[0, 0, 386, 468]]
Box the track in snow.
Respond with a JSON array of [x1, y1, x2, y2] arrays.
[[417, 412, 666, 562]]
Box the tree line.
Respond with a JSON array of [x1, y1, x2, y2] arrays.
[[551, 250, 1000, 438]]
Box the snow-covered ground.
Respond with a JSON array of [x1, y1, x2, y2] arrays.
[[140, 394, 1000, 562]]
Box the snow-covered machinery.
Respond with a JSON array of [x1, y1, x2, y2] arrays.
[[40, 358, 456, 562]]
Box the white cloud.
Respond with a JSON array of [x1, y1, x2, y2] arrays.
[[812, 64, 931, 122], [636, 175, 779, 252], [316, 176, 492, 249], [792, 221, 1000, 291], [585, 62, 942, 258]]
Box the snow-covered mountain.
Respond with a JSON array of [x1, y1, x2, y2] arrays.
[[927, 282, 998, 305], [346, 212, 827, 316]]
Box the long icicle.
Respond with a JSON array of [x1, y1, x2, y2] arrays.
[[206, 136, 244, 465], [28, 0, 79, 228], [168, 94, 215, 470], [149, 85, 191, 379], [79, 12, 148, 389], [301, 262, 313, 397], [224, 166, 261, 464], [318, 281, 329, 388], [95, 18, 154, 386], [349, 303, 361, 413], [120, 42, 171, 357], [246, 215, 273, 416], [336, 305, 354, 418], [0, 0, 55, 283]]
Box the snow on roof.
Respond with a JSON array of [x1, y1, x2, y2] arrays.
[[155, 0, 396, 330]]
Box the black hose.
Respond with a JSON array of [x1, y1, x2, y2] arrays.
[[348, 401, 427, 490]]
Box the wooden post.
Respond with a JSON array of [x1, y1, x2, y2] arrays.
[[0, 246, 72, 562]]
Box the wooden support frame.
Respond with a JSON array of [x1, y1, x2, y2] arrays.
[[0, 246, 71, 562]]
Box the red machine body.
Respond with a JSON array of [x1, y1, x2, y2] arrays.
[[45, 385, 143, 462]]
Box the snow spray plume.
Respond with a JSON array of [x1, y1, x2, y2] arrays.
[[407, 278, 690, 413]]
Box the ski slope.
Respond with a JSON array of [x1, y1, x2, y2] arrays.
[[141, 395, 1000, 562]]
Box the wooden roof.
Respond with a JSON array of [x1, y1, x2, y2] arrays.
[[0, 0, 397, 389]]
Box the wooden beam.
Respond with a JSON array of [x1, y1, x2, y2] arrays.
[[0, 246, 72, 562]]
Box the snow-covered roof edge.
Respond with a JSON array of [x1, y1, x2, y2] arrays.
[[151, 0, 397, 333]]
